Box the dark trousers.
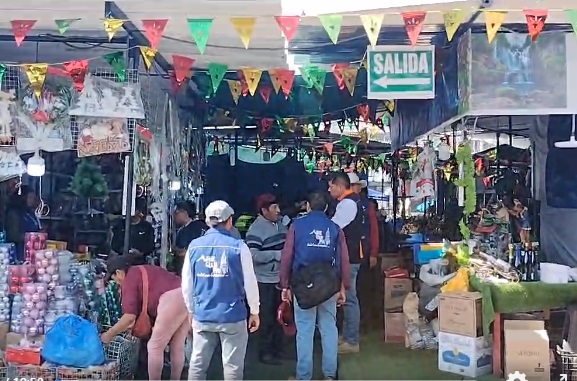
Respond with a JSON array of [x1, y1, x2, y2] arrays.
[[357, 260, 383, 332], [257, 282, 284, 358]]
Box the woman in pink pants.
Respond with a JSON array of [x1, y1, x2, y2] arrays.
[[101, 256, 189, 380]]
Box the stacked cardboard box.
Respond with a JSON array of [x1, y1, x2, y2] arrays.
[[382, 256, 412, 344], [437, 292, 493, 378], [504, 320, 550, 381]]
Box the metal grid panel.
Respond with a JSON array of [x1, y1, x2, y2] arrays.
[[70, 67, 139, 150], [1, 66, 20, 94]]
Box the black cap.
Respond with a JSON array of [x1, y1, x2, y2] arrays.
[[105, 255, 132, 281]]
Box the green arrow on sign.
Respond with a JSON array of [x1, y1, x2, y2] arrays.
[[374, 76, 432, 88]]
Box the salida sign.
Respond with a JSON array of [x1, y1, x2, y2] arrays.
[[367, 45, 435, 100]]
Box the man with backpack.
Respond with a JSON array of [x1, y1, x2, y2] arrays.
[[280, 191, 350, 380]]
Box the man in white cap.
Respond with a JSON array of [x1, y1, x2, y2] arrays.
[[182, 200, 260, 380]]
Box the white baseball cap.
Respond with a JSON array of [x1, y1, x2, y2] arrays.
[[348, 172, 367, 188], [205, 200, 235, 226]]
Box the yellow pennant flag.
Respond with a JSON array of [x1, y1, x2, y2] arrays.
[[139, 46, 156, 70], [23, 63, 48, 98], [228, 80, 242, 104], [484, 11, 507, 43], [102, 18, 125, 41], [241, 67, 262, 96], [230, 17, 256, 49], [268, 69, 282, 94], [443, 9, 465, 42], [360, 14, 384, 48], [342, 67, 358, 96]]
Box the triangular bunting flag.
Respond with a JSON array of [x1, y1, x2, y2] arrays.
[[524, 10, 548, 42], [269, 69, 295, 97], [102, 18, 125, 41], [342, 67, 358, 96], [172, 55, 195, 84], [139, 46, 157, 71], [208, 62, 228, 94], [565, 10, 577, 38], [319, 15, 343, 44], [103, 51, 126, 81], [11, 20, 36, 47], [230, 17, 256, 49], [302, 66, 326, 94], [384, 100, 395, 116], [259, 85, 272, 103], [23, 64, 48, 98], [241, 67, 263, 96], [274, 16, 300, 41], [0, 65, 6, 86], [228, 80, 242, 104], [55, 19, 80, 35], [63, 60, 88, 92], [357, 104, 370, 122], [484, 11, 507, 43], [332, 63, 350, 90], [401, 12, 427, 46], [268, 69, 283, 94], [142, 19, 168, 49], [360, 14, 384, 48], [443, 10, 465, 42], [324, 142, 334, 155], [187, 19, 213, 54]]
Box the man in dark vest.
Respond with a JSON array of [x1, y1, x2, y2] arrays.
[[280, 191, 350, 380], [328, 171, 364, 354]]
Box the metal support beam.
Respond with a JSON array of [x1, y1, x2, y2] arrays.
[[104, 1, 172, 73]]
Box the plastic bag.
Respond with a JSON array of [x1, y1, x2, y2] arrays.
[[440, 267, 470, 293], [41, 314, 105, 367]]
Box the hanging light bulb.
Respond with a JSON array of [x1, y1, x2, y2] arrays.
[[437, 141, 451, 161], [27, 150, 45, 177], [169, 179, 181, 191]]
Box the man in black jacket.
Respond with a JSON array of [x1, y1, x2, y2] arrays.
[[110, 201, 155, 265]]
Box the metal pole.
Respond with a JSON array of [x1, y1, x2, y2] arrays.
[[122, 37, 139, 256], [159, 96, 171, 269]]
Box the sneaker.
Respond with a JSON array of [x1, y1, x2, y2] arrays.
[[338, 342, 360, 354], [324, 377, 336, 380]]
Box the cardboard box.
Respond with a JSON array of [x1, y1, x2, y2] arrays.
[[438, 331, 492, 378], [438, 292, 483, 337], [6, 332, 44, 347], [383, 277, 412, 311], [384, 312, 406, 343], [380, 253, 404, 271], [0, 323, 9, 350], [504, 320, 550, 381]]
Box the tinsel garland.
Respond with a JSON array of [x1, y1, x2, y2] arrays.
[[99, 281, 122, 327], [455, 142, 476, 240]]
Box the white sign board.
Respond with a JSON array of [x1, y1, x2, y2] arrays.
[[0, 149, 25, 177]]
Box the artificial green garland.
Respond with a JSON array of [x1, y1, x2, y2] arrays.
[[454, 142, 476, 240]]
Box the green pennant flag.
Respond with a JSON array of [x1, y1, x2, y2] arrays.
[[55, 18, 80, 35], [319, 15, 343, 44], [208, 62, 228, 94], [565, 10, 577, 37], [187, 19, 213, 54], [103, 51, 126, 82], [0, 64, 6, 86], [301, 66, 326, 94]]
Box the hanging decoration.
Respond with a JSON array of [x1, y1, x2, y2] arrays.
[[23, 64, 48, 98], [230, 17, 257, 49], [319, 15, 343, 44], [443, 9, 465, 42], [360, 14, 384, 48], [142, 19, 168, 49], [208, 63, 228, 94], [228, 80, 242, 104], [324, 142, 334, 155], [301, 66, 326, 94], [11, 20, 36, 47], [55, 19, 80, 35], [63, 60, 88, 92], [566, 10, 577, 37], [342, 68, 359, 96], [455, 142, 476, 240], [401, 12, 427, 46], [274, 16, 300, 42], [241, 67, 263, 96], [187, 19, 213, 55], [77, 117, 131, 157], [139, 47, 157, 71], [102, 51, 126, 81], [524, 9, 548, 41], [0, 65, 6, 87], [332, 63, 349, 90], [102, 18, 125, 41], [259, 85, 272, 103], [484, 11, 507, 43], [0, 148, 25, 177], [172, 55, 195, 84], [0, 90, 16, 145], [269, 69, 295, 97]]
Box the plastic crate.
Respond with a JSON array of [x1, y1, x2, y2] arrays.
[[56, 361, 119, 381], [9, 364, 57, 381], [105, 332, 140, 380], [557, 347, 577, 381]]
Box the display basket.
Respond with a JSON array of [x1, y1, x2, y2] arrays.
[[56, 361, 120, 381], [557, 347, 577, 381], [9, 364, 57, 381], [104, 329, 140, 380]]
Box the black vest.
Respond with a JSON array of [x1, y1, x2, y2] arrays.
[[341, 193, 365, 264]]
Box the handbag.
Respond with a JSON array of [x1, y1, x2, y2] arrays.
[[290, 262, 341, 310], [131, 266, 152, 339]]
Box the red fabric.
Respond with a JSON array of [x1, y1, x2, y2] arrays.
[[279, 225, 351, 290], [367, 202, 380, 258], [121, 265, 181, 318]]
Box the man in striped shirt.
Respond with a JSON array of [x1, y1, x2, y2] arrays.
[[245, 193, 288, 365]]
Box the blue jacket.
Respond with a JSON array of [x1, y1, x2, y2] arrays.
[[187, 228, 247, 324], [291, 211, 340, 273]]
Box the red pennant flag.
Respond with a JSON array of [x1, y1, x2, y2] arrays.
[[276, 69, 295, 97], [136, 124, 154, 140], [324, 142, 334, 155], [331, 63, 350, 90], [11, 20, 36, 47], [142, 19, 168, 49], [63, 60, 88, 92], [260, 118, 274, 133], [236, 70, 250, 96], [274, 16, 300, 41], [172, 55, 195, 84], [259, 85, 272, 103], [357, 104, 370, 122], [524, 10, 547, 41], [401, 12, 426, 46]]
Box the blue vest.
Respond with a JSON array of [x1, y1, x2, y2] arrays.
[[187, 228, 247, 324], [291, 211, 340, 273]]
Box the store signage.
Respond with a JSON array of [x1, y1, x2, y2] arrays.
[[367, 45, 435, 100], [0, 149, 25, 177]]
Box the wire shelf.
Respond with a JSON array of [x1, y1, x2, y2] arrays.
[[1, 66, 20, 94], [104, 330, 140, 380]]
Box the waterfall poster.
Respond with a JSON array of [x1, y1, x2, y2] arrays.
[[469, 32, 567, 113]]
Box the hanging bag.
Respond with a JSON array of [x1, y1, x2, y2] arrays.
[[131, 266, 152, 339]]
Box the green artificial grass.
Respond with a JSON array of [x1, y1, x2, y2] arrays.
[[470, 276, 577, 336]]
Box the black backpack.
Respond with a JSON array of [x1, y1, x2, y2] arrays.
[[290, 262, 341, 310]]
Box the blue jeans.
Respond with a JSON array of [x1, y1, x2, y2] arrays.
[[294, 295, 338, 380], [342, 263, 361, 345]]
